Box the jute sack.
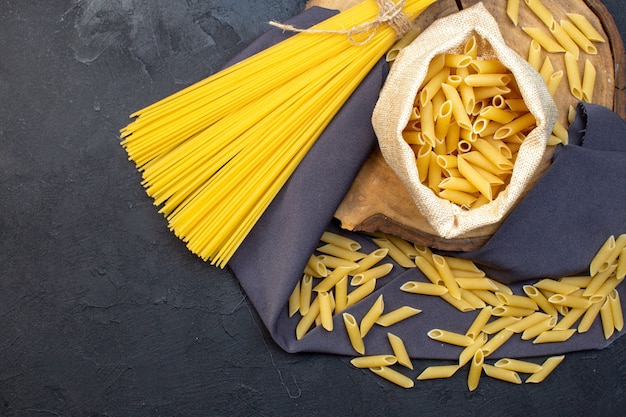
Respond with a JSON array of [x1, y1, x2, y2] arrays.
[[372, 2, 558, 239]]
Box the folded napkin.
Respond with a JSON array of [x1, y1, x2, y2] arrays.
[[229, 7, 626, 360]]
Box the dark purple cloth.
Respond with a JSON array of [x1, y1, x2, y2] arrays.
[[229, 8, 626, 359]]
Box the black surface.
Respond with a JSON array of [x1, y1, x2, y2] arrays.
[[1, 1, 625, 416]]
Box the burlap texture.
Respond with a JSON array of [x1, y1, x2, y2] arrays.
[[372, 2, 558, 239]]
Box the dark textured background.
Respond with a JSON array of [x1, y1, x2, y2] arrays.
[[0, 1, 624, 416]]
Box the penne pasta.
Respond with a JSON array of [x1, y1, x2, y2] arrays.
[[420, 67, 451, 107], [494, 358, 543, 374], [351, 263, 394, 286], [350, 355, 397, 368], [494, 112, 537, 140], [578, 299, 603, 333], [318, 255, 359, 270], [334, 276, 348, 314], [600, 298, 615, 339], [459, 332, 488, 366], [506, 0, 520, 26], [432, 254, 462, 300], [346, 279, 376, 307], [300, 274, 313, 316], [525, 355, 564, 383], [532, 329, 576, 344], [318, 291, 334, 331], [549, 20, 580, 59], [473, 290, 506, 308], [288, 280, 301, 317], [464, 73, 511, 88], [461, 289, 487, 309], [524, 0, 553, 27], [321, 231, 361, 251], [534, 278, 579, 295], [369, 366, 414, 389], [527, 39, 542, 71], [314, 264, 358, 293], [441, 83, 473, 131], [386, 235, 420, 259], [521, 316, 557, 340], [317, 243, 366, 262], [468, 349, 484, 391], [388, 332, 413, 369], [465, 307, 494, 339], [522, 27, 565, 53], [360, 294, 384, 337], [483, 364, 522, 384], [566, 13, 605, 43], [482, 316, 521, 334], [343, 313, 365, 355], [548, 294, 591, 310], [440, 292, 476, 312], [444, 53, 472, 68], [428, 328, 474, 347], [564, 51, 583, 100], [560, 19, 598, 54], [506, 312, 551, 333], [609, 290, 624, 331], [553, 308, 586, 331], [400, 280, 448, 296], [415, 255, 444, 285], [417, 364, 460, 380], [492, 305, 536, 317], [456, 277, 498, 291], [481, 328, 514, 356], [581, 59, 596, 103], [386, 26, 422, 62], [296, 296, 320, 340], [457, 154, 493, 200], [376, 306, 422, 327], [495, 292, 538, 311], [372, 238, 415, 268]]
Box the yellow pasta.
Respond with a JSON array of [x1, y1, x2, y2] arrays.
[[372, 238, 415, 268], [417, 364, 460, 380], [440, 82, 473, 131], [288, 280, 301, 317], [346, 279, 376, 307], [600, 298, 615, 339], [432, 254, 462, 300], [428, 329, 475, 347], [314, 264, 358, 292], [386, 235, 420, 259], [521, 316, 557, 340], [526, 355, 565, 383], [482, 316, 521, 334], [521, 27, 565, 53], [584, 264, 618, 297], [300, 274, 313, 316], [376, 306, 422, 327], [388, 332, 413, 369], [539, 56, 554, 85], [524, 0, 554, 27], [494, 112, 537, 139], [483, 364, 522, 384], [350, 355, 397, 368], [464, 74, 511, 88], [351, 263, 394, 286], [296, 296, 320, 340], [473, 290, 507, 308], [343, 313, 365, 355], [444, 53, 472, 68], [440, 292, 476, 312], [416, 145, 432, 183], [420, 67, 451, 107], [316, 243, 366, 262], [564, 51, 583, 100], [553, 308, 586, 331], [609, 290, 624, 331], [532, 329, 576, 344], [549, 20, 580, 59], [369, 366, 414, 389], [386, 26, 422, 62], [456, 277, 498, 291], [527, 39, 542, 71], [360, 294, 384, 338], [494, 358, 543, 374], [465, 307, 494, 339], [566, 13, 605, 43], [506, 0, 520, 26], [435, 100, 454, 140], [578, 299, 603, 333], [334, 276, 348, 314], [590, 235, 617, 276], [534, 278, 579, 295], [467, 349, 484, 391], [459, 332, 488, 366], [559, 19, 598, 54], [306, 254, 328, 278], [506, 312, 551, 333], [457, 154, 493, 200], [493, 305, 536, 317], [481, 328, 515, 356], [415, 255, 444, 285], [547, 70, 564, 97], [581, 58, 596, 103], [460, 289, 488, 309], [318, 255, 359, 270], [464, 35, 478, 59], [400, 281, 448, 296], [496, 292, 538, 311], [318, 291, 334, 331], [548, 294, 591, 310]]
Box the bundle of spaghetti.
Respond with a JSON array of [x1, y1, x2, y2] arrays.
[[120, 0, 436, 267]]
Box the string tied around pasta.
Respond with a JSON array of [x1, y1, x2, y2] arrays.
[[269, 0, 413, 45]]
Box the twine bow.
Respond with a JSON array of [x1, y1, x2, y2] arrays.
[[269, 0, 413, 45]]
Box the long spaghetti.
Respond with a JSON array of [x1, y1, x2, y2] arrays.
[[120, 0, 436, 267]]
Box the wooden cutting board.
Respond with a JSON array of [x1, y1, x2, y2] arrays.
[[308, 0, 626, 251]]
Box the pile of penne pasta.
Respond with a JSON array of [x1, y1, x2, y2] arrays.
[[508, 0, 605, 144], [402, 35, 536, 209], [289, 232, 625, 390]]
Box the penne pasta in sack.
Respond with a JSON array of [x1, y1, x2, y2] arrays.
[[372, 3, 558, 239]]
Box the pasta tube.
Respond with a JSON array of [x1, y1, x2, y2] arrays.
[[468, 349, 484, 391], [526, 355, 564, 383], [376, 306, 422, 327], [369, 367, 414, 389], [351, 355, 397, 368], [388, 332, 413, 370]]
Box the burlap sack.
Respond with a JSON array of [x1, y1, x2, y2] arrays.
[[372, 2, 558, 239]]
